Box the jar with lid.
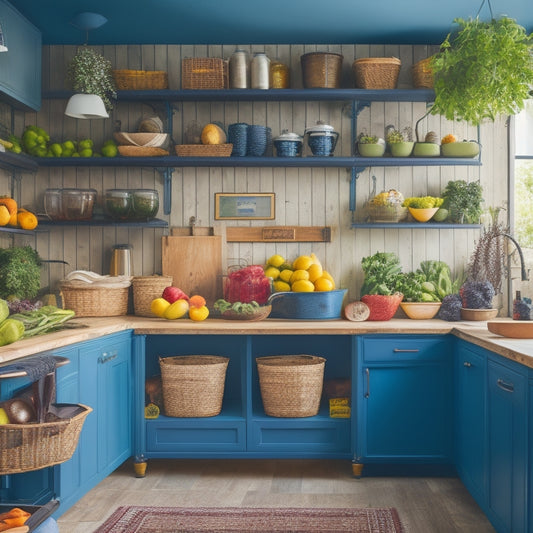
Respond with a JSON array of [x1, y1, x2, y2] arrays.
[[251, 52, 270, 90], [105, 189, 132, 220], [131, 189, 159, 220], [273, 130, 303, 157], [229, 49, 250, 89], [270, 60, 290, 89], [61, 188, 97, 220], [304, 121, 339, 156], [44, 189, 64, 220]]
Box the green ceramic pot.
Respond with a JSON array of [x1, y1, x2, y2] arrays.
[[413, 142, 440, 157], [358, 143, 385, 157], [390, 141, 414, 157], [441, 141, 480, 158]]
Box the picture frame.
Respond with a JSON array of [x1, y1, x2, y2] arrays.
[[215, 193, 275, 220]]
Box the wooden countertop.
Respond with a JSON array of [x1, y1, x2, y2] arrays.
[[0, 316, 532, 369]]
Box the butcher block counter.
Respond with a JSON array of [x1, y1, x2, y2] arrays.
[[0, 315, 532, 369]]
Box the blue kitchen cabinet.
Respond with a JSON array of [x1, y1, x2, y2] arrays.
[[486, 354, 528, 533], [355, 335, 453, 472], [0, 0, 41, 110], [454, 339, 487, 504], [54, 331, 133, 516]]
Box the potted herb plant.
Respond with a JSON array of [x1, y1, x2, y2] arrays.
[[385, 126, 414, 157], [67, 46, 117, 113], [356, 132, 386, 157], [441, 179, 484, 224], [427, 12, 533, 125]]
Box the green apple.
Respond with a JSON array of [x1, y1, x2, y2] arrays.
[[79, 148, 93, 158], [101, 144, 118, 157], [49, 143, 62, 157], [78, 138, 93, 150]]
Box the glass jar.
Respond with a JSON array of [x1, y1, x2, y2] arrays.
[[270, 61, 290, 89], [131, 189, 159, 220], [104, 189, 132, 220], [61, 188, 97, 221], [251, 52, 270, 90], [44, 189, 64, 220]]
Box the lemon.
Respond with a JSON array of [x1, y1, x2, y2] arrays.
[[273, 280, 291, 292], [151, 297, 171, 317], [0, 408, 9, 425], [321, 271, 336, 289], [290, 269, 310, 284], [307, 263, 323, 282], [291, 279, 315, 292], [0, 205, 10, 226], [189, 305, 209, 321], [314, 277, 334, 292], [292, 255, 314, 271], [164, 299, 190, 320], [267, 254, 285, 268], [264, 266, 281, 280], [279, 269, 293, 283]]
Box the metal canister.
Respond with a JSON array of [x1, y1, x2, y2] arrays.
[[229, 49, 250, 89], [110, 244, 133, 276], [251, 52, 270, 89], [270, 61, 290, 89]]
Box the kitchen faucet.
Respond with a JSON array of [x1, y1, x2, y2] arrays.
[[501, 233, 529, 281]]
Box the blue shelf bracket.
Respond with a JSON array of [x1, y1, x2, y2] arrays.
[[155, 167, 174, 215], [349, 166, 367, 212]]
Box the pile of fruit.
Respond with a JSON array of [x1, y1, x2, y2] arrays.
[[0, 197, 38, 230], [3, 125, 118, 158], [150, 286, 209, 321], [264, 253, 336, 293]]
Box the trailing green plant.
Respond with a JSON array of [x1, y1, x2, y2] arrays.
[[67, 46, 117, 112], [429, 11, 533, 125], [357, 132, 380, 144], [442, 179, 484, 224]]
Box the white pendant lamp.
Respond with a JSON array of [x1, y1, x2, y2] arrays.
[[0, 22, 8, 52], [65, 94, 109, 119]]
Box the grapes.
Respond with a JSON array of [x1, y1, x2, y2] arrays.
[[7, 298, 42, 314]]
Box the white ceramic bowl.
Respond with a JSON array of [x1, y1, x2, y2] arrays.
[[114, 132, 168, 147]]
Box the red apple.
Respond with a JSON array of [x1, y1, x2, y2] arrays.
[[162, 286, 189, 303]]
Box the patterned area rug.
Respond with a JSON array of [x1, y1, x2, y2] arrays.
[[94, 506, 404, 532]]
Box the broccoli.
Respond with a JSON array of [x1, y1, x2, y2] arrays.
[[0, 246, 42, 300]]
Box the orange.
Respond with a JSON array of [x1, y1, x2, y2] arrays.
[[314, 277, 334, 292], [189, 305, 209, 321], [291, 279, 315, 292], [150, 297, 171, 317], [189, 294, 206, 308], [17, 210, 38, 230], [0, 197, 17, 216]]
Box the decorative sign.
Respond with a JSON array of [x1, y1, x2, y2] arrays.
[[215, 193, 275, 220]]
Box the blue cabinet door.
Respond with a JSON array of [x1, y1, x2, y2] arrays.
[[454, 340, 487, 505], [357, 335, 453, 465], [487, 357, 527, 533]]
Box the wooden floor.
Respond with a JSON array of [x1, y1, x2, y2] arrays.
[[57, 459, 496, 532]]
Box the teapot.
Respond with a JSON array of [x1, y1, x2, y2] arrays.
[[304, 121, 339, 156]]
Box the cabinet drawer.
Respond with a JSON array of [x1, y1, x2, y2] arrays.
[[146, 419, 246, 453], [248, 418, 350, 455], [362, 336, 450, 363]]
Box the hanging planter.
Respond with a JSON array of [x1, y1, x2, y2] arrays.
[[427, 0, 533, 125]]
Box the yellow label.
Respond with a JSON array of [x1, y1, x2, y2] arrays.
[[329, 398, 351, 418]]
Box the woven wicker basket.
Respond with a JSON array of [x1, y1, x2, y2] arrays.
[[60, 284, 129, 317], [132, 275, 173, 317], [117, 146, 169, 157], [353, 57, 401, 89], [300, 52, 343, 89], [256, 355, 325, 417], [113, 69, 169, 90], [0, 404, 92, 475], [182, 58, 228, 89], [367, 204, 408, 223], [160, 355, 229, 417], [175, 144, 233, 157], [412, 57, 434, 89]]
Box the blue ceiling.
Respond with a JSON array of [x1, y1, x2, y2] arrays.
[[8, 0, 532, 46]]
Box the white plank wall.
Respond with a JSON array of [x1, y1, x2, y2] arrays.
[[0, 44, 509, 312]]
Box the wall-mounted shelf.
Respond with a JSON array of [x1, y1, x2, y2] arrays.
[[351, 222, 483, 229], [36, 217, 168, 229], [0, 151, 38, 173], [0, 225, 38, 235]]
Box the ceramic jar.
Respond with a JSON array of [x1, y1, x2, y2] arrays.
[[304, 121, 339, 156]]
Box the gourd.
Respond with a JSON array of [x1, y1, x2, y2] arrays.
[[201, 123, 227, 145]]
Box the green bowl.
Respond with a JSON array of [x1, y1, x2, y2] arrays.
[[441, 141, 480, 158], [413, 142, 440, 157], [358, 143, 385, 157], [390, 141, 414, 157]]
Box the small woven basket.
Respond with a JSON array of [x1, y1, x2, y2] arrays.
[[159, 355, 230, 417], [132, 275, 173, 317], [412, 57, 434, 89], [300, 52, 343, 88], [0, 404, 92, 475], [256, 355, 326, 417], [113, 69, 169, 90], [60, 284, 129, 317], [175, 144, 233, 157], [367, 204, 408, 223], [182, 58, 228, 89], [353, 57, 401, 89]]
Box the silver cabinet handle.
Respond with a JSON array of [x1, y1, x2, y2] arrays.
[[364, 368, 370, 398], [393, 349, 420, 353], [497, 378, 514, 393], [463, 361, 472, 367], [99, 350, 118, 364]]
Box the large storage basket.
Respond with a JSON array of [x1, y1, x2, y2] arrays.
[[256, 355, 325, 417], [60, 283, 129, 317], [159, 355, 229, 417], [175, 144, 233, 157], [113, 69, 169, 90], [182, 58, 228, 89], [353, 57, 401, 89], [300, 52, 343, 89], [0, 404, 92, 475], [132, 275, 173, 317], [412, 56, 434, 89]]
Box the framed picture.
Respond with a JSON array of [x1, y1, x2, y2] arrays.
[[215, 193, 275, 220]]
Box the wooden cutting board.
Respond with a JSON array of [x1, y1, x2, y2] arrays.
[[162, 227, 224, 306]]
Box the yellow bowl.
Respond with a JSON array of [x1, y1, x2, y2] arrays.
[[408, 207, 439, 222], [400, 302, 441, 320]]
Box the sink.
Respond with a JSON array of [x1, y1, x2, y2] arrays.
[[487, 320, 533, 339]]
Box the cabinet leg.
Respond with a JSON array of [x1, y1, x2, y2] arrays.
[[134, 460, 147, 478], [351, 462, 364, 478]]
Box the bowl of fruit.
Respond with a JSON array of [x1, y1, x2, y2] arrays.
[[366, 189, 408, 223]]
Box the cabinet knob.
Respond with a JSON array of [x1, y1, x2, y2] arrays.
[[463, 361, 472, 367]]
